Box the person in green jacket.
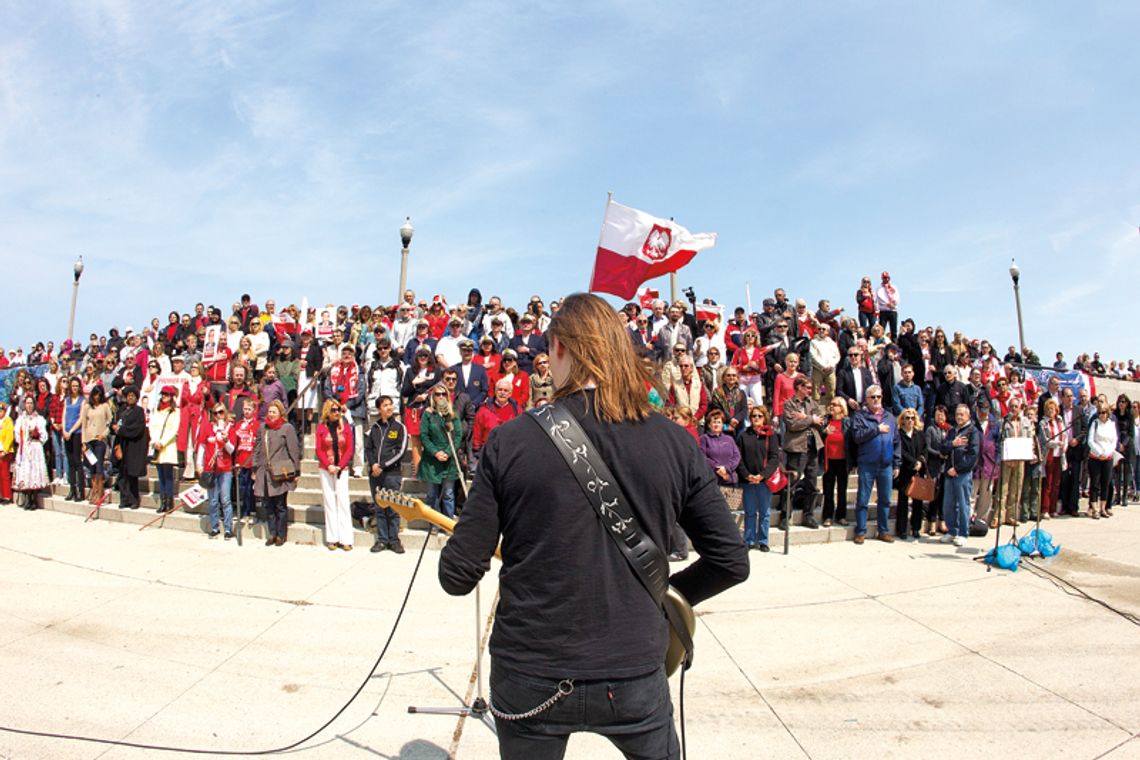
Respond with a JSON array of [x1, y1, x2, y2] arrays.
[[419, 385, 464, 517]]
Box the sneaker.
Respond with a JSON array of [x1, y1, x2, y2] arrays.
[[757, 544, 770, 553], [224, 531, 234, 540], [939, 534, 954, 544], [209, 529, 220, 539], [370, 541, 387, 553], [388, 541, 406, 554], [952, 536, 966, 547]]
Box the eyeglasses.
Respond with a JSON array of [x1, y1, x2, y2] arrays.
[[674, 348, 685, 353], [432, 392, 447, 397], [867, 394, 882, 399], [329, 406, 341, 413], [444, 377, 457, 383]]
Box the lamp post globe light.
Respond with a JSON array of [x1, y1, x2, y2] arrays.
[[398, 217, 414, 305], [67, 255, 84, 344], [1009, 258, 1025, 359]]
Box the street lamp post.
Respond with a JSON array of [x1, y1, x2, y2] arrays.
[[398, 217, 414, 305], [1009, 259, 1025, 359], [67, 256, 84, 345]]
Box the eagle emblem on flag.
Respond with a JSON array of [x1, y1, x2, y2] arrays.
[[641, 225, 672, 261]]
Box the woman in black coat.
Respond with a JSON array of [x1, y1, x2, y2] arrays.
[[894, 408, 926, 540], [736, 405, 782, 552], [113, 386, 149, 509], [924, 405, 951, 535], [1112, 394, 1133, 507]]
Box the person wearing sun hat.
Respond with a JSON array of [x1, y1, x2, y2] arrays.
[[149, 386, 181, 513]]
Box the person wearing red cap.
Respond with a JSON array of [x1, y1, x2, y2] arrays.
[[875, 271, 900, 340], [149, 386, 181, 513]]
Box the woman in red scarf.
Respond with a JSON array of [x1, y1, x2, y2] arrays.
[[923, 405, 952, 535], [251, 400, 300, 546]]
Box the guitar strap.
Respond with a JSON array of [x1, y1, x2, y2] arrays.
[[528, 403, 694, 670]]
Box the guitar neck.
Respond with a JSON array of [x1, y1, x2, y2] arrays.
[[374, 488, 500, 559]]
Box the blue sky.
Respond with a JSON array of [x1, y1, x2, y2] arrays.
[[2, 1, 1138, 362]]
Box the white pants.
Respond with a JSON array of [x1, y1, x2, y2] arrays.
[[320, 469, 354, 546], [741, 376, 764, 407]]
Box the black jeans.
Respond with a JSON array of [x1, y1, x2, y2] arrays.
[[262, 492, 289, 539], [1061, 448, 1085, 514], [895, 472, 924, 537], [368, 471, 403, 543], [1087, 457, 1113, 506], [821, 458, 848, 521], [66, 434, 86, 495], [490, 661, 678, 760]]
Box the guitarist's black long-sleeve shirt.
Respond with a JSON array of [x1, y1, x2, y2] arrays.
[[439, 391, 749, 680]]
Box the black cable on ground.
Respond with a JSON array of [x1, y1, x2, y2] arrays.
[[1022, 557, 1140, 628], [678, 666, 687, 760], [0, 535, 432, 754]]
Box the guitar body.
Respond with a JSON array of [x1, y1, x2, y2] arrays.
[[663, 587, 696, 677], [374, 488, 694, 676]]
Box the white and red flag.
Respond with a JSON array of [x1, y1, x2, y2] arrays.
[[636, 287, 660, 309], [589, 200, 717, 300]]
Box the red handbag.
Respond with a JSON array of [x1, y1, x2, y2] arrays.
[[766, 468, 788, 493]]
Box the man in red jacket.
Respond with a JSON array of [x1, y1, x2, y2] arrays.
[[471, 378, 519, 468]]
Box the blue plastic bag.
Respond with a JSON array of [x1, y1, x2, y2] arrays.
[[1018, 529, 1061, 557], [984, 541, 1022, 571]]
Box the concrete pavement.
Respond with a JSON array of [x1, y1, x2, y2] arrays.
[[0, 503, 1138, 759]]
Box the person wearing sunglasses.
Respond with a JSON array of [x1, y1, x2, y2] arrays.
[[316, 399, 355, 550], [419, 384, 463, 518]]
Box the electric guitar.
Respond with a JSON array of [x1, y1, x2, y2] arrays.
[[373, 488, 696, 676]]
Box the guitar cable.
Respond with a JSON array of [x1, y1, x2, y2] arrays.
[[0, 532, 432, 755]]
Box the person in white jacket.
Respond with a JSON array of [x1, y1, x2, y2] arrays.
[[810, 325, 841, 404], [1086, 403, 1118, 519]]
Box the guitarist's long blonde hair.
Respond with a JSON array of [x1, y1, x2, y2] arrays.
[[546, 293, 654, 424]]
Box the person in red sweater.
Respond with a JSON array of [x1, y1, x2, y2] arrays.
[[179, 360, 209, 478], [233, 398, 260, 521], [196, 403, 235, 539], [203, 343, 233, 399], [471, 378, 520, 468], [772, 351, 804, 418]]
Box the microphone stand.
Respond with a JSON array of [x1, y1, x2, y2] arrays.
[[407, 409, 496, 733]]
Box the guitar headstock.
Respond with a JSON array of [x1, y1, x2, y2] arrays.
[[374, 488, 433, 524]]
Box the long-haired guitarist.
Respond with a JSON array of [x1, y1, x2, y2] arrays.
[[439, 292, 749, 759]]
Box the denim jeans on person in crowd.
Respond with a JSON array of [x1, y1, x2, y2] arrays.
[[156, 463, 175, 500], [942, 471, 973, 537], [209, 471, 234, 533], [85, 440, 107, 478], [490, 661, 679, 760], [237, 467, 255, 518], [52, 429, 68, 481], [427, 479, 456, 519], [741, 481, 772, 547], [856, 465, 892, 536]]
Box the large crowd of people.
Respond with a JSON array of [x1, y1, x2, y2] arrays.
[[1, 275, 1137, 555]]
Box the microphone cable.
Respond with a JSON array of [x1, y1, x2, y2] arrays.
[[0, 535, 432, 755]]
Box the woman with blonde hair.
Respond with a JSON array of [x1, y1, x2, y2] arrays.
[[527, 352, 554, 409], [894, 407, 926, 539], [316, 398, 355, 549], [694, 320, 725, 369], [419, 384, 463, 518], [246, 319, 270, 378]]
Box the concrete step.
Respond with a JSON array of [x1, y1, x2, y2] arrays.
[[39, 483, 898, 553], [37, 493, 450, 550]]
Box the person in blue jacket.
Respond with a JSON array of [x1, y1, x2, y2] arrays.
[[851, 384, 901, 544], [939, 403, 981, 547]]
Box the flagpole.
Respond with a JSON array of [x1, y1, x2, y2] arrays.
[[745, 282, 752, 317], [588, 191, 613, 292], [668, 217, 678, 303]]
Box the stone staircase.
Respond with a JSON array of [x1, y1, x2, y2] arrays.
[[33, 433, 891, 550]]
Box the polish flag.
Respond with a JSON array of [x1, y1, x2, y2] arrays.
[[695, 302, 724, 323], [589, 201, 717, 300], [636, 287, 660, 309]]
